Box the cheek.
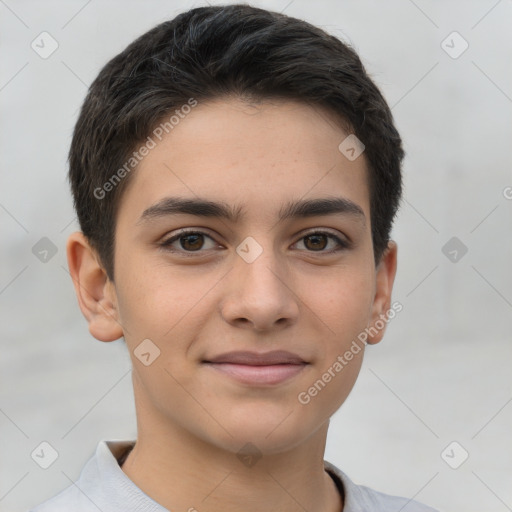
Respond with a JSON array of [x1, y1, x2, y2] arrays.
[[306, 267, 375, 336], [114, 254, 215, 338]]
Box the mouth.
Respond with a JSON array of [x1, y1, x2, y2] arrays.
[[202, 350, 309, 386]]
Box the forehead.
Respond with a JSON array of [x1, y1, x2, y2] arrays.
[[117, 97, 371, 227]]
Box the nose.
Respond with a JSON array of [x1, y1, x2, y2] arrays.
[[219, 239, 300, 332]]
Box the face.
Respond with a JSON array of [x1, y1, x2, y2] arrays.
[[76, 97, 397, 455]]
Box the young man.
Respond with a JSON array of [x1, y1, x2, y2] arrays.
[[31, 4, 438, 511]]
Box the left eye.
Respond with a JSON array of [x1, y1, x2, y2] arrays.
[[294, 232, 349, 252], [160, 230, 349, 254]]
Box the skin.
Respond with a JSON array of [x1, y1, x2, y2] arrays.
[[67, 97, 397, 512]]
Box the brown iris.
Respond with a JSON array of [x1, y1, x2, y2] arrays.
[[303, 234, 328, 251], [179, 233, 204, 251]]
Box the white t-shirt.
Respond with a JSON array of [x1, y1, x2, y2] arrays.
[[29, 440, 439, 512]]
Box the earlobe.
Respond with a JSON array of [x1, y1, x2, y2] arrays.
[[66, 231, 124, 342], [366, 240, 398, 345]]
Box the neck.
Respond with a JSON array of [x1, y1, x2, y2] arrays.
[[121, 409, 343, 512]]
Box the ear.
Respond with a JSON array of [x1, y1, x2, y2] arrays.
[[366, 240, 398, 345], [66, 231, 124, 342]]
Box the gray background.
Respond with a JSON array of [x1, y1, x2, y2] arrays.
[[1, 1, 511, 511]]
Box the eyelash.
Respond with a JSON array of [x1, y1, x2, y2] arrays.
[[159, 228, 350, 256]]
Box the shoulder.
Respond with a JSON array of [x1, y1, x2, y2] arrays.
[[324, 461, 440, 512], [28, 485, 91, 512], [28, 440, 137, 512]]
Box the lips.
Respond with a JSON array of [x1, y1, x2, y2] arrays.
[[203, 350, 307, 365], [202, 350, 309, 385]]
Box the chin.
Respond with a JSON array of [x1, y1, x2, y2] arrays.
[[204, 404, 322, 456]]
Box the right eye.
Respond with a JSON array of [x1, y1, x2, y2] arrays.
[[160, 229, 221, 254]]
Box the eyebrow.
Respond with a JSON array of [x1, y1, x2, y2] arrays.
[[137, 196, 366, 226]]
